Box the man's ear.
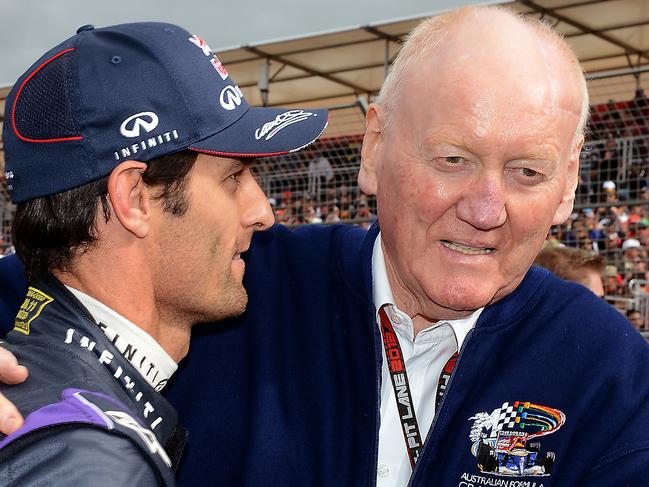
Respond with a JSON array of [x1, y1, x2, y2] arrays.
[[107, 160, 150, 238], [553, 135, 584, 225], [358, 103, 384, 196]]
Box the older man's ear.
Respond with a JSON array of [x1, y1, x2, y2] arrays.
[[358, 104, 384, 196], [553, 135, 585, 226]]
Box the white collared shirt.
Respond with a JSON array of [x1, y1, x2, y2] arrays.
[[372, 234, 482, 487], [67, 286, 177, 391]]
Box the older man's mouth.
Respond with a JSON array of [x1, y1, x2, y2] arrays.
[[441, 240, 495, 255]]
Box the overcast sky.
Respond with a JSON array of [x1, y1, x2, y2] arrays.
[[0, 0, 485, 86]]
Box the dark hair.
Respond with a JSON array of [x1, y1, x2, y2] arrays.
[[13, 150, 198, 279]]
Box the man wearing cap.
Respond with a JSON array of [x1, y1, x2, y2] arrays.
[[638, 218, 649, 247], [2, 6, 649, 487], [0, 22, 325, 485]]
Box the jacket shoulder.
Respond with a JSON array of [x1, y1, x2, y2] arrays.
[[535, 267, 643, 342], [0, 427, 161, 486]]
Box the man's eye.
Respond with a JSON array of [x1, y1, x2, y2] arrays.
[[520, 167, 539, 178], [511, 166, 545, 184], [229, 171, 243, 184], [446, 156, 464, 164]]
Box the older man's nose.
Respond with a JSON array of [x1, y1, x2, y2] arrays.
[[456, 173, 507, 230]]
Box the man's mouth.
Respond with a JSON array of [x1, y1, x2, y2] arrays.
[[233, 245, 250, 260], [441, 240, 495, 255]]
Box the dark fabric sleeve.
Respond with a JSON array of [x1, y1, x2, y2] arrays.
[[0, 255, 27, 337], [581, 354, 649, 487], [583, 415, 649, 487], [0, 427, 163, 486], [583, 449, 649, 486]]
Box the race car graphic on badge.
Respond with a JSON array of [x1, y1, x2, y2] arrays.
[[468, 401, 565, 477]]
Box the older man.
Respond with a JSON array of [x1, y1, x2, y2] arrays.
[[1, 6, 649, 486], [0, 21, 325, 485]]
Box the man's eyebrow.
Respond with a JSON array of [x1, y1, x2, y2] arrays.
[[423, 134, 560, 161], [421, 134, 476, 155], [224, 159, 245, 173], [234, 158, 257, 169]]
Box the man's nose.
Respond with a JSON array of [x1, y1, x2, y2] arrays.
[[455, 171, 507, 230], [243, 177, 275, 231]]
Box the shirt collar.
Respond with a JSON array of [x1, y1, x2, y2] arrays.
[[66, 286, 177, 391], [371, 232, 482, 348]]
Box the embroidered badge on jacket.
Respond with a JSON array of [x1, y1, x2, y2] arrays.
[[14, 287, 54, 335], [467, 401, 565, 478]]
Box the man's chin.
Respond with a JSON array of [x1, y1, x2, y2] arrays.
[[221, 288, 249, 320], [198, 286, 249, 324], [424, 285, 498, 319]]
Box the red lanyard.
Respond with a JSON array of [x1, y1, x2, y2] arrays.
[[378, 304, 458, 469]]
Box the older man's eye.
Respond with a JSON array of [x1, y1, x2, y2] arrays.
[[446, 156, 464, 164], [511, 166, 545, 184], [521, 168, 539, 177]]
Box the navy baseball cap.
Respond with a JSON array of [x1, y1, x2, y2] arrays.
[[3, 22, 328, 203]]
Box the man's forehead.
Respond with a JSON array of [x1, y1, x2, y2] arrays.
[[402, 13, 581, 116], [394, 18, 582, 144], [428, 11, 556, 66]]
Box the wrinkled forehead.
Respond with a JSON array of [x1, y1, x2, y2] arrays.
[[397, 15, 582, 137]]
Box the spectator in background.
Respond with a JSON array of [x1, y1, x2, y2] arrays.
[[638, 218, 649, 247], [535, 245, 605, 297], [354, 194, 374, 229], [308, 154, 334, 197], [585, 209, 605, 250], [622, 238, 643, 266], [592, 139, 619, 192], [627, 309, 646, 334], [339, 193, 354, 220], [304, 205, 323, 224], [326, 206, 341, 223], [546, 226, 563, 247], [600, 100, 625, 139], [602, 179, 619, 203], [604, 264, 624, 298], [566, 217, 590, 248]]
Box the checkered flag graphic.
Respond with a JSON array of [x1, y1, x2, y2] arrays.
[[496, 402, 521, 430]]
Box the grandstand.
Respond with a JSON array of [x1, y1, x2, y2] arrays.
[[2, 0, 649, 331]]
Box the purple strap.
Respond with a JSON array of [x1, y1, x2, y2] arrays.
[[0, 388, 115, 449]]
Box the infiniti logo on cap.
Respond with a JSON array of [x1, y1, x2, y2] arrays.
[[120, 112, 160, 138], [220, 85, 243, 111]]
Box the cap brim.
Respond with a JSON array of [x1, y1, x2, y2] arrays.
[[189, 106, 328, 158]]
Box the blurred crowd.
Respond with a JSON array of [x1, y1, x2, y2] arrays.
[[253, 134, 376, 227]]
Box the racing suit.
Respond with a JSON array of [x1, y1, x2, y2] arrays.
[[0, 274, 184, 486]]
